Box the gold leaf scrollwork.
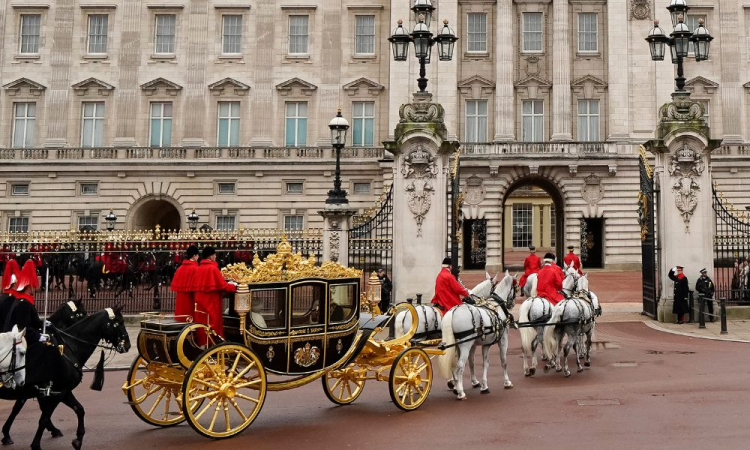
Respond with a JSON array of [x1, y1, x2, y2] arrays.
[[293, 342, 320, 368]]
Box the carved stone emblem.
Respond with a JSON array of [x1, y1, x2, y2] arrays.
[[402, 144, 439, 237], [399, 94, 445, 124], [660, 95, 704, 122], [464, 175, 486, 206], [581, 173, 605, 206], [294, 342, 321, 368], [631, 0, 650, 20], [668, 144, 705, 232], [329, 231, 340, 263]]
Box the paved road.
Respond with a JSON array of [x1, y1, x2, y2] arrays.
[[3, 322, 749, 450]]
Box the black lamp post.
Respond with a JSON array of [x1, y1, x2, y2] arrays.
[[187, 209, 200, 230], [326, 109, 350, 205], [389, 0, 457, 94], [104, 210, 117, 231], [646, 0, 713, 94]]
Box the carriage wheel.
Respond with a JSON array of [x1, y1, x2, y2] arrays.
[[389, 348, 432, 411], [322, 364, 366, 405], [125, 356, 188, 427], [182, 343, 266, 439]]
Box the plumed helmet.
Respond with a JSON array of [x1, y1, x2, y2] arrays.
[[1, 259, 21, 290], [15, 260, 40, 291]]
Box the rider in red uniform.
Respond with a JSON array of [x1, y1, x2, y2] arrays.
[[171, 245, 200, 322], [537, 253, 565, 305], [431, 257, 470, 314], [519, 245, 542, 294], [563, 245, 583, 275]]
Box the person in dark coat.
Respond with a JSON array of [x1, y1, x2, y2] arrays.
[[377, 268, 392, 313], [668, 265, 690, 324], [695, 268, 715, 322]]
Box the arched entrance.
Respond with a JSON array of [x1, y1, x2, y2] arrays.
[[501, 178, 564, 270], [128, 196, 183, 230]]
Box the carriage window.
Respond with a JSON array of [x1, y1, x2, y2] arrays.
[[329, 284, 356, 323], [291, 283, 324, 326], [249, 288, 286, 329]]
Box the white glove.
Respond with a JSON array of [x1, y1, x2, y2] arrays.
[[39, 334, 50, 343], [228, 281, 238, 286], [672, 267, 677, 272]]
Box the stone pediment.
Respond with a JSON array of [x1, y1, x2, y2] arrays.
[[515, 75, 551, 97], [71, 77, 115, 96], [208, 77, 250, 96], [275, 77, 318, 96], [140, 77, 183, 96], [571, 75, 607, 97], [458, 75, 495, 97], [342, 77, 385, 96], [3, 78, 47, 96], [685, 76, 719, 94]]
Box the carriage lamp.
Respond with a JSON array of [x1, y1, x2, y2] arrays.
[[645, 0, 712, 95], [234, 284, 251, 334], [104, 210, 117, 231], [326, 109, 350, 205], [367, 271, 382, 314], [412, 0, 435, 29], [187, 209, 200, 230]]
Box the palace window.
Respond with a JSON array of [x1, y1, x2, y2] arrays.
[[522, 13, 543, 53], [685, 14, 706, 56], [285, 102, 308, 147], [222, 15, 243, 54], [577, 13, 597, 53], [217, 102, 240, 147], [218, 182, 236, 194], [353, 182, 371, 194], [81, 102, 105, 147], [286, 182, 304, 194], [550, 204, 557, 248], [467, 13, 487, 53], [465, 100, 488, 143], [20, 15, 41, 54], [284, 214, 304, 231], [352, 101, 374, 147], [355, 15, 375, 55], [512, 204, 533, 248], [289, 15, 309, 55], [87, 15, 109, 54], [78, 215, 99, 232], [150, 102, 173, 148], [12, 103, 36, 148], [577, 100, 600, 141], [11, 183, 29, 196], [522, 100, 544, 142], [8, 217, 29, 233], [216, 215, 236, 231], [80, 182, 98, 196], [155, 14, 176, 54]]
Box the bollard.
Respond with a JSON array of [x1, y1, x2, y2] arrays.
[[416, 293, 423, 305], [720, 298, 728, 335], [698, 294, 705, 329]]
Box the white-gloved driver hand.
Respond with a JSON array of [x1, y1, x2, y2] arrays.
[[39, 334, 50, 343]]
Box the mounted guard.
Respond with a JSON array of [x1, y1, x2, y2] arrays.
[[431, 257, 471, 314], [537, 253, 565, 305]]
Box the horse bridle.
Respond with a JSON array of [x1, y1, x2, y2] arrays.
[[561, 273, 579, 297], [0, 338, 25, 388]]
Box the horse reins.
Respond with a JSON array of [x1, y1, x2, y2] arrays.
[[0, 338, 25, 387]]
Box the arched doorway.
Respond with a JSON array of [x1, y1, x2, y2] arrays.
[[501, 178, 564, 270], [129, 196, 183, 230]]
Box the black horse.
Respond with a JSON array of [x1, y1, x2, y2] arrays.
[[1, 300, 88, 445], [0, 307, 130, 450]]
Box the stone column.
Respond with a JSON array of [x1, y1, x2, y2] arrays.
[[316, 3, 342, 146], [44, 0, 75, 147], [384, 93, 459, 302], [114, 0, 142, 147], [249, 0, 275, 146], [606, 0, 629, 140], [319, 207, 355, 266], [551, 0, 572, 141], [645, 94, 721, 322], [436, 0, 459, 141], [493, 0, 515, 141], [717, 0, 743, 143], [181, 0, 208, 147]]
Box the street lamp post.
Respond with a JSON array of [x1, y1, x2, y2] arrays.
[[187, 209, 200, 230], [326, 109, 350, 205], [388, 0, 457, 94], [104, 210, 117, 231], [645, 0, 713, 95]]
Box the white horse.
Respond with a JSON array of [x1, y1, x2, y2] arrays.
[[0, 326, 27, 390], [518, 271, 577, 376], [437, 271, 517, 400], [523, 262, 580, 298]]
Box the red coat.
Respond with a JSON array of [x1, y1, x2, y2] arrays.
[[171, 259, 198, 322], [537, 263, 565, 305], [431, 268, 469, 314], [519, 254, 542, 288], [564, 252, 583, 275], [194, 259, 236, 338]]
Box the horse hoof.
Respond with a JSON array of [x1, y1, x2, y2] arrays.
[[51, 429, 63, 438], [447, 380, 454, 390], [471, 382, 481, 389], [72, 439, 82, 450], [556, 367, 563, 373], [524, 371, 531, 377], [1, 437, 13, 446], [457, 393, 467, 401], [543, 364, 552, 374], [584, 361, 591, 367], [564, 370, 571, 378], [529, 367, 536, 376], [481, 388, 490, 394], [578, 367, 584, 373], [504, 384, 513, 390]]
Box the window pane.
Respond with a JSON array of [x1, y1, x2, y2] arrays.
[[285, 119, 295, 146], [218, 119, 229, 146], [155, 15, 176, 53], [289, 15, 309, 54], [150, 119, 162, 147], [523, 13, 542, 52], [296, 118, 307, 146], [468, 13, 487, 52], [20, 15, 41, 54], [364, 118, 374, 145], [162, 119, 172, 146], [222, 15, 242, 54], [229, 119, 240, 146], [478, 115, 487, 142], [88, 15, 108, 53], [352, 118, 363, 146], [355, 15, 375, 54]]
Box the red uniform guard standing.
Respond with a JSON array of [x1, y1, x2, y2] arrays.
[[537, 253, 565, 305], [171, 245, 200, 322], [194, 247, 236, 338], [563, 245, 583, 275], [431, 257, 470, 314], [519, 245, 541, 292]]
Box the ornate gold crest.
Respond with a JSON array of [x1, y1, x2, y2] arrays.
[[294, 343, 320, 368], [336, 338, 343, 354], [266, 346, 275, 362]]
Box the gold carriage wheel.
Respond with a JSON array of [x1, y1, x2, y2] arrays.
[[182, 343, 267, 439], [322, 364, 366, 405], [388, 348, 433, 411], [125, 356, 187, 427]]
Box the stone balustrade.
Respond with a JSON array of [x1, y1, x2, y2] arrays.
[[462, 142, 618, 155]]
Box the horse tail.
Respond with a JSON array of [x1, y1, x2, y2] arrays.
[[519, 300, 535, 357], [437, 308, 457, 380], [543, 304, 565, 360], [529, 275, 538, 297], [394, 310, 407, 338]]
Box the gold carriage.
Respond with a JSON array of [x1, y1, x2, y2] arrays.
[[122, 239, 438, 439]]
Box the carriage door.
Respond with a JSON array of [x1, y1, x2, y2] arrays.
[[580, 218, 604, 269], [463, 219, 487, 270]]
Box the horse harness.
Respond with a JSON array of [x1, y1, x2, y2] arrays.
[[409, 304, 442, 341], [0, 337, 25, 388]]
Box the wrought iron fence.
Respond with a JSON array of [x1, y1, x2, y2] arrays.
[[712, 184, 750, 305], [348, 185, 393, 278], [0, 228, 322, 314]]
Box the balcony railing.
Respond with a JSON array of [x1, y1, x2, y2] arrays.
[[461, 142, 618, 155]]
